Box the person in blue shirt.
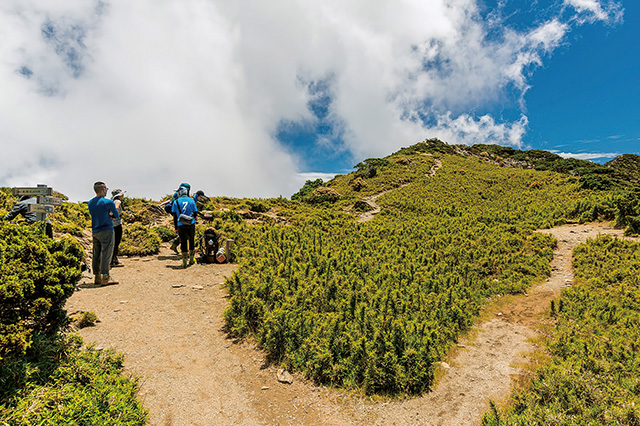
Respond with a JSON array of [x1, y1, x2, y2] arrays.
[[171, 185, 198, 268], [88, 181, 120, 285], [159, 182, 191, 254]]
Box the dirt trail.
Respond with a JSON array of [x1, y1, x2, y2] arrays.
[[67, 222, 630, 426]]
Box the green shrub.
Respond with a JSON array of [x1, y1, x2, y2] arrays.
[[306, 187, 341, 204], [119, 222, 162, 256], [0, 223, 145, 425], [51, 202, 90, 236], [153, 225, 176, 242], [353, 200, 374, 212], [291, 179, 324, 201], [120, 197, 166, 226], [0, 334, 147, 425], [76, 311, 98, 328], [0, 223, 83, 363], [0, 187, 14, 215], [247, 199, 269, 213], [614, 190, 640, 235], [350, 177, 367, 191]]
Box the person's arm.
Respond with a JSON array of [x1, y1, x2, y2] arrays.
[[110, 199, 122, 218], [3, 201, 27, 221], [109, 200, 119, 219], [192, 199, 199, 217]]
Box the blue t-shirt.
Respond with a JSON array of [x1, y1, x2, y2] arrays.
[[88, 196, 119, 233], [172, 195, 197, 226]]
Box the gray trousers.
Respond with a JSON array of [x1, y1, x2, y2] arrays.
[[92, 229, 115, 276]]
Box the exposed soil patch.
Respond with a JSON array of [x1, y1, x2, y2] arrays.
[[67, 223, 633, 425]]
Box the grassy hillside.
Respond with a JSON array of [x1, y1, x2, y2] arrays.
[[224, 140, 638, 395], [606, 154, 640, 182]]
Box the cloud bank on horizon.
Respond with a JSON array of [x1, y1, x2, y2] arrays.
[[0, 0, 625, 201]]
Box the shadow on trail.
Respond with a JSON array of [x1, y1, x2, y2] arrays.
[[164, 264, 189, 270], [157, 255, 180, 261]]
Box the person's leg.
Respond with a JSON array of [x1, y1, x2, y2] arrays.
[[45, 222, 53, 238], [178, 226, 189, 267], [170, 213, 180, 253], [111, 225, 122, 265], [92, 233, 102, 284], [96, 230, 115, 281], [188, 224, 196, 265], [170, 236, 180, 254]]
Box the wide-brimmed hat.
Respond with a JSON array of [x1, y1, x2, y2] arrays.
[[111, 189, 125, 199], [194, 190, 208, 203]]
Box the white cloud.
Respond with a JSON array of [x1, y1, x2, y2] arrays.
[[564, 0, 624, 24], [552, 151, 619, 160], [430, 113, 529, 148], [0, 0, 624, 200], [296, 172, 338, 183], [1, 1, 299, 200]]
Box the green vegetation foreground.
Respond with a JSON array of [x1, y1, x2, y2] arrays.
[[224, 143, 636, 396], [0, 222, 146, 424], [483, 235, 640, 425]]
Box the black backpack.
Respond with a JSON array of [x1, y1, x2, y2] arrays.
[[202, 228, 219, 262]]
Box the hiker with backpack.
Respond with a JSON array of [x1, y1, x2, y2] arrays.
[[158, 183, 191, 253], [171, 185, 198, 268]]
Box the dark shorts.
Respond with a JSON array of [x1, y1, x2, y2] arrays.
[[178, 224, 195, 252]]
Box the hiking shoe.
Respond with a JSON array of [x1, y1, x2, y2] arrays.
[[100, 275, 119, 286], [94, 275, 101, 285], [111, 262, 124, 268]]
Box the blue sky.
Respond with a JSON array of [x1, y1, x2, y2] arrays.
[[525, 0, 639, 160], [0, 0, 636, 201]]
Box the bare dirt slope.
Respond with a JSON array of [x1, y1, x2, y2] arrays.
[[67, 223, 630, 426]]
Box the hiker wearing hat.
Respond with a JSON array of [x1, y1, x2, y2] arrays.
[[193, 190, 214, 221], [171, 184, 198, 268], [110, 189, 125, 268], [162, 183, 190, 253], [88, 181, 119, 286], [193, 190, 207, 206]]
